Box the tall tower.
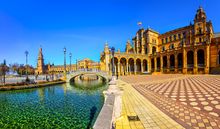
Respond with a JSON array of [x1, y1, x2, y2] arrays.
[[36, 47, 45, 74], [193, 6, 207, 44]]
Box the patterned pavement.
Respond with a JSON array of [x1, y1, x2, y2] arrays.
[[120, 75, 220, 129], [116, 80, 183, 129]]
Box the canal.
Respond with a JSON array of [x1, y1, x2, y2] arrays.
[[0, 79, 107, 128]]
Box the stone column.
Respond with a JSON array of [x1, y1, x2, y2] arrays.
[[134, 62, 137, 75], [148, 59, 151, 73], [128, 64, 131, 75], [193, 50, 198, 74], [160, 55, 163, 72], [167, 55, 170, 73], [205, 45, 210, 74], [126, 62, 129, 75], [154, 57, 157, 72], [117, 62, 121, 76], [183, 49, 187, 74], [175, 54, 178, 73]]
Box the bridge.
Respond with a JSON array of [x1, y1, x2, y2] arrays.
[[66, 70, 111, 82]]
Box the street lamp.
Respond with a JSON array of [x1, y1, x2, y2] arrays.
[[25, 50, 29, 81], [76, 59, 78, 71], [110, 47, 115, 76], [69, 52, 72, 72], [3, 60, 6, 85], [63, 47, 66, 74]]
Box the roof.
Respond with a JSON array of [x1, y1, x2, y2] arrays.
[[160, 25, 191, 36], [214, 33, 220, 38]]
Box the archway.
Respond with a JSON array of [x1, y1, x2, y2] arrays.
[[219, 51, 220, 65], [152, 46, 156, 54], [151, 58, 155, 72], [197, 49, 205, 67], [163, 56, 167, 70], [187, 51, 194, 68], [143, 59, 148, 72], [157, 57, 160, 72], [120, 58, 127, 75], [136, 58, 141, 74], [128, 58, 134, 74], [178, 53, 183, 68], [110, 57, 118, 75], [170, 54, 175, 70]]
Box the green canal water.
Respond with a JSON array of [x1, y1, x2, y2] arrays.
[[0, 80, 107, 129]]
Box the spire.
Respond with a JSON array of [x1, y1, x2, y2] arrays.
[[194, 6, 206, 22], [104, 41, 109, 53]]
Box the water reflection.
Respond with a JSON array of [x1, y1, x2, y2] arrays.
[[0, 81, 107, 128]]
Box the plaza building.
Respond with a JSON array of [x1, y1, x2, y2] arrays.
[[35, 47, 100, 74], [100, 7, 220, 75]]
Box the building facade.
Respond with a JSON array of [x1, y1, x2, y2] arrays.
[[35, 48, 100, 74], [100, 7, 220, 75]]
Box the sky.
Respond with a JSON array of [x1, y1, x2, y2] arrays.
[[0, 0, 220, 67]]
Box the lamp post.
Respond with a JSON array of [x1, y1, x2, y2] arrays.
[[110, 47, 115, 76], [69, 53, 72, 72], [3, 60, 6, 85], [25, 50, 29, 81], [63, 47, 66, 75], [76, 59, 78, 71]]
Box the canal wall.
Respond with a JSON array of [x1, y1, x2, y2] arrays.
[[0, 81, 66, 91], [93, 77, 122, 129]]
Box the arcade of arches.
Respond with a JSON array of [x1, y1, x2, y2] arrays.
[[110, 57, 148, 75], [149, 49, 207, 74], [108, 48, 210, 76]]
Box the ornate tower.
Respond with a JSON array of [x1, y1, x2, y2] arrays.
[[36, 47, 45, 74], [193, 6, 207, 44]]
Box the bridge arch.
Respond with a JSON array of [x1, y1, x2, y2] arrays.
[[66, 71, 110, 83]]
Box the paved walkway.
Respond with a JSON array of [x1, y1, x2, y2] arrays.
[[116, 79, 184, 129], [120, 75, 220, 129]]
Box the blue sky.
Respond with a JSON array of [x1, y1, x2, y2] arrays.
[[0, 0, 220, 67]]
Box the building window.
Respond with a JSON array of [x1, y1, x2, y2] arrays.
[[166, 38, 168, 43], [162, 39, 164, 44], [174, 35, 176, 41], [170, 44, 174, 49], [162, 46, 165, 51], [199, 38, 202, 43], [183, 32, 186, 39], [199, 28, 202, 34], [169, 36, 172, 42], [178, 34, 181, 39]]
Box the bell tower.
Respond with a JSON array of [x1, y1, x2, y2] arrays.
[[194, 6, 207, 44], [36, 47, 45, 74]]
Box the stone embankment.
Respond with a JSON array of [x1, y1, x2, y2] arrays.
[[93, 76, 122, 129], [0, 80, 65, 91]]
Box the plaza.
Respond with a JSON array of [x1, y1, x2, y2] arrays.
[[1, 1, 220, 129], [115, 75, 220, 129]]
